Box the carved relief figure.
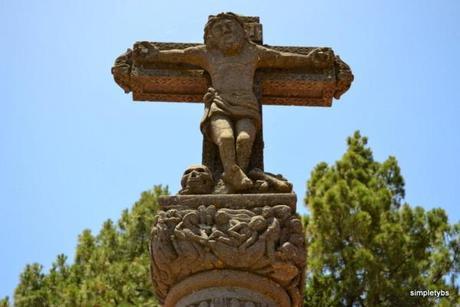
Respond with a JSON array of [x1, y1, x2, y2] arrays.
[[239, 216, 268, 250], [132, 13, 333, 192], [208, 210, 236, 245], [174, 211, 209, 245], [151, 205, 306, 305]]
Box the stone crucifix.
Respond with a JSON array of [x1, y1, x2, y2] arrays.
[[113, 12, 353, 306], [112, 13, 353, 194]]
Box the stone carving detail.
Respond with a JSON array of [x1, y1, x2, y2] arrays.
[[179, 165, 215, 195], [150, 204, 305, 306], [112, 48, 133, 94], [334, 55, 354, 99], [179, 165, 293, 195], [186, 298, 264, 307], [247, 168, 292, 193]]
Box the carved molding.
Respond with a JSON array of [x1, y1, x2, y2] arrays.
[[150, 201, 306, 306], [166, 270, 291, 307]]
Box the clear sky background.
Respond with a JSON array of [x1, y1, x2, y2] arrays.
[[1, 0, 459, 300]]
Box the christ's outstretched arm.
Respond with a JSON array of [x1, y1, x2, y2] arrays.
[[132, 41, 207, 67], [256, 45, 334, 70]]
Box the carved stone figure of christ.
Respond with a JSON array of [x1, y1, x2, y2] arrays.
[[132, 12, 334, 192]]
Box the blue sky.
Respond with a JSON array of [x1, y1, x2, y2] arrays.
[[1, 0, 459, 300]]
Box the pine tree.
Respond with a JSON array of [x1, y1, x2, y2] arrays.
[[0, 297, 9, 307], [304, 131, 460, 306], [14, 263, 48, 307], [7, 133, 460, 306], [12, 185, 167, 307]]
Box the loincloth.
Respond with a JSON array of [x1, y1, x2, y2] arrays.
[[200, 88, 261, 140]]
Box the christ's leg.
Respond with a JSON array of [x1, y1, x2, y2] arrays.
[[210, 115, 236, 172], [235, 118, 256, 172], [210, 115, 252, 191]]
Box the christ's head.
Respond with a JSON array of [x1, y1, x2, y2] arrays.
[[204, 12, 247, 54]]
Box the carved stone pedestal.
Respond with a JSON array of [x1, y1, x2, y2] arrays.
[[150, 194, 306, 307]]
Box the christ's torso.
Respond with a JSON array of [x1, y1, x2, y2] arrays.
[[204, 44, 258, 94]]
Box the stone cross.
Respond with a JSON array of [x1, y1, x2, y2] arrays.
[[112, 13, 352, 307], [112, 13, 353, 194]]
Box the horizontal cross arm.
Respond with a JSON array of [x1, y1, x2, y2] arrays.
[[112, 42, 353, 107]]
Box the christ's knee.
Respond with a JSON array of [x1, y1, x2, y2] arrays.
[[236, 131, 252, 148], [217, 132, 234, 147]]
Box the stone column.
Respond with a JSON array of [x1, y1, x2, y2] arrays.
[[150, 194, 306, 306]]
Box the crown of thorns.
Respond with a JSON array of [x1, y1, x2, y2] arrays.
[[204, 12, 247, 45]]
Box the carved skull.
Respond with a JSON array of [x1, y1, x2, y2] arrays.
[[180, 164, 214, 195]]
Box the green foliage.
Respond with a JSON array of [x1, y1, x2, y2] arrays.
[[9, 132, 460, 306], [0, 297, 9, 307], [13, 186, 167, 307], [304, 131, 460, 306]]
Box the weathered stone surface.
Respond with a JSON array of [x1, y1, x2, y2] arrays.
[[180, 164, 215, 195], [159, 193, 296, 211], [178, 165, 292, 195], [150, 199, 305, 306], [165, 270, 291, 307]]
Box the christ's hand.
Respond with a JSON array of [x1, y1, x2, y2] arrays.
[[309, 47, 334, 69], [133, 41, 159, 64]]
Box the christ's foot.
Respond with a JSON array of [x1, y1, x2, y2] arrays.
[[222, 164, 253, 192]]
